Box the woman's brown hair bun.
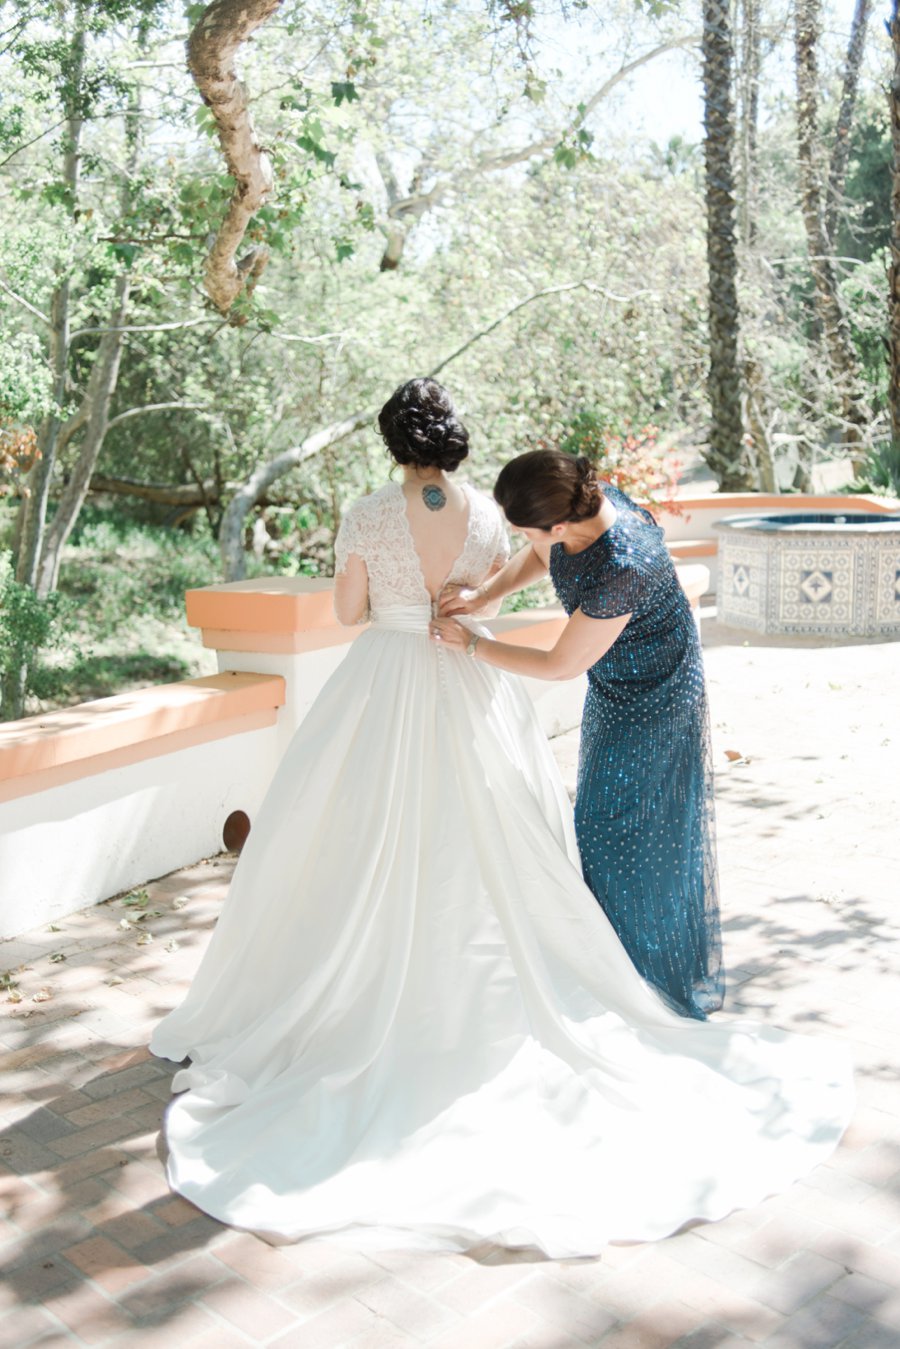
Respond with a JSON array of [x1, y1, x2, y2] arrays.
[[378, 378, 469, 472], [570, 456, 602, 521], [494, 449, 603, 531]]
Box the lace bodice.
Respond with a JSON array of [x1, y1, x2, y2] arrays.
[[334, 481, 509, 610]]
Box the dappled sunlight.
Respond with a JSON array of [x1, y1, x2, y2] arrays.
[[1, 628, 899, 1343]]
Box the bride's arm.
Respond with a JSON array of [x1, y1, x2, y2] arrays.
[[333, 552, 369, 626], [431, 607, 631, 680], [439, 541, 550, 616]]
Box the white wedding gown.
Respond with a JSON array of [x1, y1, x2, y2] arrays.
[[151, 481, 853, 1257]]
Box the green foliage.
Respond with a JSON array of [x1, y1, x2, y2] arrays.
[[64, 510, 220, 633], [0, 551, 71, 714], [841, 253, 889, 409], [0, 0, 894, 714], [4, 509, 222, 709], [557, 412, 681, 511], [836, 95, 890, 264], [331, 81, 358, 106], [846, 441, 900, 498], [0, 331, 52, 426]]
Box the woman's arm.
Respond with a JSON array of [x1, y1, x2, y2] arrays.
[[439, 540, 551, 617], [333, 552, 369, 626], [430, 607, 631, 681]]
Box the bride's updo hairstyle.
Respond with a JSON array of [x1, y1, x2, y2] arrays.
[[378, 378, 469, 472], [494, 449, 602, 530]]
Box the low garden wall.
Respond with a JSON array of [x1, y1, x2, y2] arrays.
[[0, 564, 709, 940]]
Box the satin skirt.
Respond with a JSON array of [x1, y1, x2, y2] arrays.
[[150, 606, 853, 1256]]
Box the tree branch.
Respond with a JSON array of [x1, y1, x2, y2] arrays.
[[825, 0, 873, 245], [428, 281, 650, 377], [187, 0, 284, 315], [106, 401, 211, 431], [477, 35, 702, 175], [0, 275, 50, 325], [376, 35, 700, 270], [0, 118, 67, 169], [219, 409, 372, 578], [70, 316, 218, 339], [218, 279, 654, 578], [89, 473, 220, 506]]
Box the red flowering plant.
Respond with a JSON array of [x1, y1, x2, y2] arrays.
[[550, 412, 684, 519], [0, 410, 39, 494]]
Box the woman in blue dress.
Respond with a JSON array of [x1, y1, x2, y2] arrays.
[[435, 448, 723, 1020]]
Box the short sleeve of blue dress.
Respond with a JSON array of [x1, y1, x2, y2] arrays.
[[550, 483, 723, 1020], [576, 555, 645, 621]]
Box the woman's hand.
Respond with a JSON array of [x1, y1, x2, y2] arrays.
[[429, 617, 470, 651], [438, 584, 484, 617]]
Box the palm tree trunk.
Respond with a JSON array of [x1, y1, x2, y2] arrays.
[[738, 0, 761, 249], [701, 0, 751, 489], [794, 0, 869, 463], [888, 3, 900, 450], [826, 0, 874, 247]]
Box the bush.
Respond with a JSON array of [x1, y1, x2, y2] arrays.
[[0, 553, 72, 718], [556, 412, 683, 513], [844, 441, 900, 499]]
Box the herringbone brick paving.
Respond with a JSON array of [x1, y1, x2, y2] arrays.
[[1, 615, 899, 1347]]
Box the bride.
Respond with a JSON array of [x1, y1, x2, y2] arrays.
[[151, 377, 853, 1257]]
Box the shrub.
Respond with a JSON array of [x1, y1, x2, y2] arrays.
[[0, 553, 72, 718], [556, 412, 683, 514]]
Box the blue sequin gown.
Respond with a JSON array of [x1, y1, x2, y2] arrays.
[[550, 483, 724, 1019]]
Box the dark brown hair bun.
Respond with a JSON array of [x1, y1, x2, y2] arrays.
[[378, 378, 469, 472], [494, 449, 603, 530]]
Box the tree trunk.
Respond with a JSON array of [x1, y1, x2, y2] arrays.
[[374, 36, 701, 273], [36, 274, 131, 597], [2, 5, 85, 719], [795, 0, 869, 462], [219, 411, 372, 580], [14, 13, 85, 590], [701, 0, 751, 489], [89, 473, 219, 506], [888, 3, 900, 449], [826, 0, 873, 247], [738, 0, 761, 248], [742, 356, 777, 491], [217, 279, 655, 579], [35, 76, 142, 598], [187, 0, 284, 314]]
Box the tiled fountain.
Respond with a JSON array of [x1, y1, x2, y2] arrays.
[[714, 511, 900, 638]]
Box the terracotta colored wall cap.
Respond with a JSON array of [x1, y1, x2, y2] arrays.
[[0, 672, 285, 782], [656, 492, 898, 517], [486, 606, 568, 635], [186, 577, 339, 634]]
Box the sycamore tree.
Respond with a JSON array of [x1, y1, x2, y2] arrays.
[[1, 0, 893, 716]]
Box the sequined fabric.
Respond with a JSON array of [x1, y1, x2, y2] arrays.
[[550, 483, 724, 1019]]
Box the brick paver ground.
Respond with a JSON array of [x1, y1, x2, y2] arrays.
[[2, 613, 899, 1348]]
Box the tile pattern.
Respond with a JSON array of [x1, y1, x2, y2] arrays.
[[716, 521, 900, 637], [0, 622, 899, 1347]]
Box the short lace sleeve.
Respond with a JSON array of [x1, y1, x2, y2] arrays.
[[334, 504, 365, 576], [579, 557, 644, 620], [492, 512, 510, 568]]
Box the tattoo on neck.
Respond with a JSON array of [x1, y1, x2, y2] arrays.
[[422, 485, 447, 511]]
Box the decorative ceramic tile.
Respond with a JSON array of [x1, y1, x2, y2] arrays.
[[719, 540, 766, 627], [874, 546, 900, 630], [776, 546, 857, 633], [716, 517, 900, 640]]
